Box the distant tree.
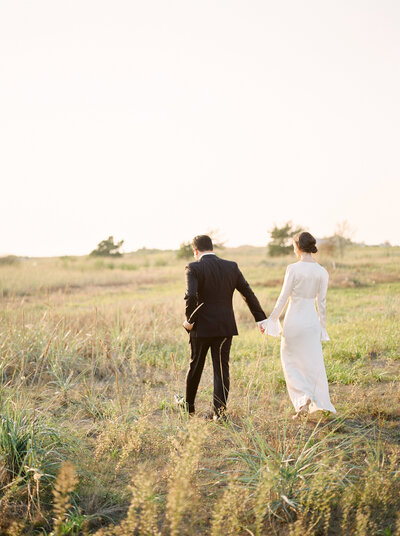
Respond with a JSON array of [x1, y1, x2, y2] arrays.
[[206, 229, 226, 250], [177, 241, 193, 260], [333, 220, 355, 257], [317, 238, 337, 257], [90, 236, 124, 257], [317, 237, 338, 268], [177, 230, 226, 260], [268, 222, 303, 256]]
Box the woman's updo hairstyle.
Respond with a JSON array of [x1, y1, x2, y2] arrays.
[[294, 232, 318, 254]]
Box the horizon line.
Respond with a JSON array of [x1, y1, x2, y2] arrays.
[[1, 241, 398, 259]]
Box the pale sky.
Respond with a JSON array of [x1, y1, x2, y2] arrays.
[[1, 1, 399, 256]]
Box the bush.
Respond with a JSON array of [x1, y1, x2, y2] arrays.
[[120, 263, 139, 271], [0, 255, 20, 266]]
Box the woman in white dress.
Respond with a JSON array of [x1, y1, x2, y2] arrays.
[[261, 232, 336, 418]]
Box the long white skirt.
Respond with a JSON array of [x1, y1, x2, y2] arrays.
[[280, 299, 336, 413]]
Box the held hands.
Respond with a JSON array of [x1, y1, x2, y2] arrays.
[[183, 320, 194, 331], [258, 319, 267, 334]]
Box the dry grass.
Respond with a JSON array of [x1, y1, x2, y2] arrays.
[[0, 245, 399, 535]]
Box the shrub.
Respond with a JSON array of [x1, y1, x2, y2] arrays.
[[0, 255, 20, 266], [120, 263, 138, 271]]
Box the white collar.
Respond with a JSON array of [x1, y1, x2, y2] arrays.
[[198, 252, 216, 260]]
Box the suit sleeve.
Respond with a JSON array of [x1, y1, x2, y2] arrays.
[[184, 263, 198, 321], [235, 265, 267, 322]]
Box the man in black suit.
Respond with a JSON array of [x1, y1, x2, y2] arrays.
[[183, 235, 267, 419]]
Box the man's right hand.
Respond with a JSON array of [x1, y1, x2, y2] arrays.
[[183, 320, 194, 331]]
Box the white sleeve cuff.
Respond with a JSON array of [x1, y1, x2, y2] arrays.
[[260, 318, 282, 338], [321, 327, 330, 341]]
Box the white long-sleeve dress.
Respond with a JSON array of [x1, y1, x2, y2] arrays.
[[262, 261, 336, 414]]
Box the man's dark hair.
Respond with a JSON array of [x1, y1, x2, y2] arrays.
[[192, 235, 213, 252]]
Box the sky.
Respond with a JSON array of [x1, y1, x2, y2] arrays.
[[1, 1, 399, 256]]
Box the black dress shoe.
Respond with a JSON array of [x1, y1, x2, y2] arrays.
[[174, 394, 185, 406], [213, 414, 228, 423], [174, 394, 194, 414], [213, 409, 229, 422]]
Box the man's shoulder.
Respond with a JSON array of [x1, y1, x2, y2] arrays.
[[216, 257, 239, 270], [186, 256, 239, 272], [220, 257, 237, 266], [186, 261, 199, 271]]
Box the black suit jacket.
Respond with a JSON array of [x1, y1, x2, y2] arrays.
[[184, 254, 266, 338]]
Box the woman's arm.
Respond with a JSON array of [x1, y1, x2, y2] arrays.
[[261, 265, 295, 337], [316, 270, 330, 341]]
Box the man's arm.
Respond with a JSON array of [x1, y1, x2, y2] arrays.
[[184, 263, 198, 321], [235, 266, 267, 322]]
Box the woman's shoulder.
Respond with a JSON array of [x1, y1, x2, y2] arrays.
[[285, 261, 328, 275], [314, 263, 329, 277], [286, 262, 298, 271]]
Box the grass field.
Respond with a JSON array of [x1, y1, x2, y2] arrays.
[[0, 246, 399, 535]]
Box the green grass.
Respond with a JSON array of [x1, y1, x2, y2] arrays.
[[0, 245, 399, 534]]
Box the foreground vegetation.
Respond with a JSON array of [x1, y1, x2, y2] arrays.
[[0, 246, 399, 535]]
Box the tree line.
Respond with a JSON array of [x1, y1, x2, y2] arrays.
[[89, 221, 355, 259]]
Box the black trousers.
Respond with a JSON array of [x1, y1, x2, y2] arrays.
[[185, 334, 233, 415]]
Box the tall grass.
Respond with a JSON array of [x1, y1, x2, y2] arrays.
[[0, 402, 65, 484], [0, 246, 399, 534]]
